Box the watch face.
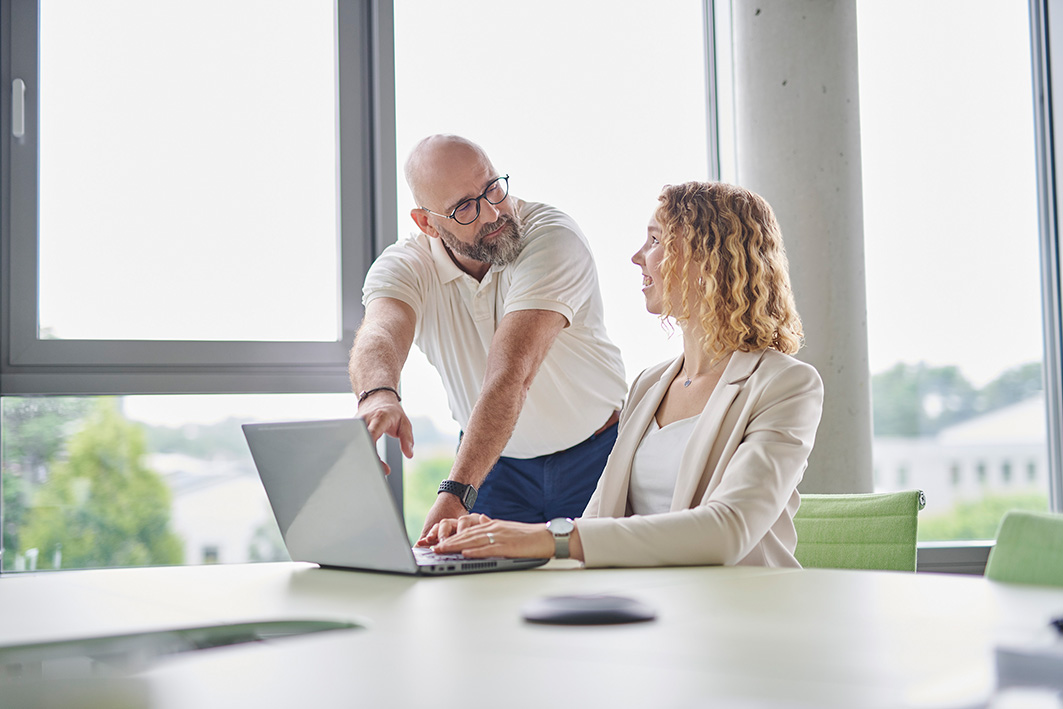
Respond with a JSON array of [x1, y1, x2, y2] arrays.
[[547, 517, 574, 535], [439, 481, 477, 511]]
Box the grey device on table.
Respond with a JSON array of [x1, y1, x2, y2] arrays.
[[242, 418, 549, 576]]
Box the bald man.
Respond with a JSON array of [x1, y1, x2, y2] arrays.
[[349, 135, 626, 540]]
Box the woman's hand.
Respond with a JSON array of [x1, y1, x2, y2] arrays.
[[415, 513, 491, 547], [431, 519, 556, 559]]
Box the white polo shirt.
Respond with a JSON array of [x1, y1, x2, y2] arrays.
[[363, 200, 626, 459]]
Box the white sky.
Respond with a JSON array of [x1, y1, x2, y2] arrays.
[[857, 0, 1042, 386], [38, 0, 341, 342], [41, 1, 1045, 427]]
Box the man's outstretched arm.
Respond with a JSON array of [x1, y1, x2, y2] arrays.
[[419, 308, 567, 537], [349, 297, 418, 471]]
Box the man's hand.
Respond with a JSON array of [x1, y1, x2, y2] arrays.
[[417, 513, 490, 547], [419, 492, 470, 540], [357, 394, 414, 475], [348, 297, 417, 474]]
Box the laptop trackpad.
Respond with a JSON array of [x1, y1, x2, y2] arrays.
[[521, 594, 656, 625]]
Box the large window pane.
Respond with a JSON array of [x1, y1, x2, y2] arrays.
[[393, 0, 709, 535], [858, 0, 1049, 540], [38, 0, 340, 342], [1, 393, 362, 571]]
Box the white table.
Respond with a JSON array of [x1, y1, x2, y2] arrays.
[[1, 562, 1061, 708]]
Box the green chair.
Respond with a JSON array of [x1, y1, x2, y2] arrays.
[[793, 490, 925, 571], [984, 510, 1063, 587]]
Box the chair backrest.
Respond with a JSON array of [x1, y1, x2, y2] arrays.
[[984, 510, 1063, 587], [793, 490, 925, 571]]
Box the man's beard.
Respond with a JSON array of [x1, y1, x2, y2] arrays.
[[438, 213, 525, 266]]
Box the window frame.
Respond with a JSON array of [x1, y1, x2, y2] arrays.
[[1032, 0, 1063, 514], [0, 0, 397, 396]]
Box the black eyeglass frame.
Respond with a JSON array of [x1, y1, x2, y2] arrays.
[[420, 175, 510, 226]]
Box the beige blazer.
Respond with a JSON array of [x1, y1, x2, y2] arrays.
[[577, 349, 824, 568]]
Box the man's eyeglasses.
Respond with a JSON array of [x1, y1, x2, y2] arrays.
[[421, 175, 509, 226]]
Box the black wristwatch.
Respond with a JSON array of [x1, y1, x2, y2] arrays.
[[438, 480, 477, 511]]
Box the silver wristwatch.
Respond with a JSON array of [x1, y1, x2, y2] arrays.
[[546, 517, 575, 559]]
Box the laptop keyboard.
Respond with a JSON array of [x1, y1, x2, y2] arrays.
[[412, 548, 466, 563]]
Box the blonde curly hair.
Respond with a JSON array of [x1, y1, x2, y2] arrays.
[[654, 181, 803, 357]]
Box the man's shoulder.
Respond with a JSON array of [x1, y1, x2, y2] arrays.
[[364, 232, 440, 300], [518, 200, 586, 241], [377, 231, 434, 261], [513, 200, 593, 264], [369, 232, 435, 273]]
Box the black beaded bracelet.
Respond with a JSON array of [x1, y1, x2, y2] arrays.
[[357, 386, 401, 404]]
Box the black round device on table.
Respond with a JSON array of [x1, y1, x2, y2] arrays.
[[521, 594, 656, 625]]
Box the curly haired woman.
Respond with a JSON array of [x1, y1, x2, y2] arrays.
[[425, 182, 824, 568]]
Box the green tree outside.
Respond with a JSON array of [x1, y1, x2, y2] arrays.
[[872, 363, 977, 436], [142, 417, 251, 459], [1, 397, 93, 569], [872, 361, 1043, 437], [976, 362, 1043, 414], [403, 454, 454, 543], [2, 473, 29, 569], [19, 399, 183, 569], [1, 397, 93, 477], [918, 491, 1048, 542]]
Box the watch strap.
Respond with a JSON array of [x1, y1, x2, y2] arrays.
[[554, 532, 571, 559], [357, 386, 401, 405], [437, 480, 477, 511]]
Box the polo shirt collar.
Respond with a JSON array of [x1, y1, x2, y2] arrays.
[[429, 235, 465, 284], [428, 233, 504, 284]]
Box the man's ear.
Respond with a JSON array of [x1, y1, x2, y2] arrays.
[[410, 209, 439, 238]]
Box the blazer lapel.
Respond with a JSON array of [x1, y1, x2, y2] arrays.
[[596, 355, 684, 516], [669, 350, 767, 510]]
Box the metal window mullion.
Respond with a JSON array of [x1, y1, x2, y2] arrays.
[[703, 0, 720, 182], [1030, 0, 1063, 512], [364, 0, 403, 511]]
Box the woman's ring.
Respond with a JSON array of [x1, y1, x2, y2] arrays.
[[487, 532, 496, 544]]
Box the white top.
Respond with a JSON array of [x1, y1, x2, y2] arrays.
[[580, 349, 823, 568], [363, 200, 626, 458], [628, 416, 698, 515]]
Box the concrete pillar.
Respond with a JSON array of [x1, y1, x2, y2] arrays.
[[730, 0, 872, 492]]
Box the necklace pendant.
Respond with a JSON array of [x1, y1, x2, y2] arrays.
[[683, 378, 692, 387]]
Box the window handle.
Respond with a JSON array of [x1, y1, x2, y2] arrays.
[[12, 78, 25, 138]]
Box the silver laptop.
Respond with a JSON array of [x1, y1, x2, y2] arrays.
[[242, 418, 549, 576]]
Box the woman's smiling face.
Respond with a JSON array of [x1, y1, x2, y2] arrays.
[[632, 213, 668, 315]]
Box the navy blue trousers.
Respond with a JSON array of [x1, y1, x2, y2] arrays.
[[469, 423, 619, 523]]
